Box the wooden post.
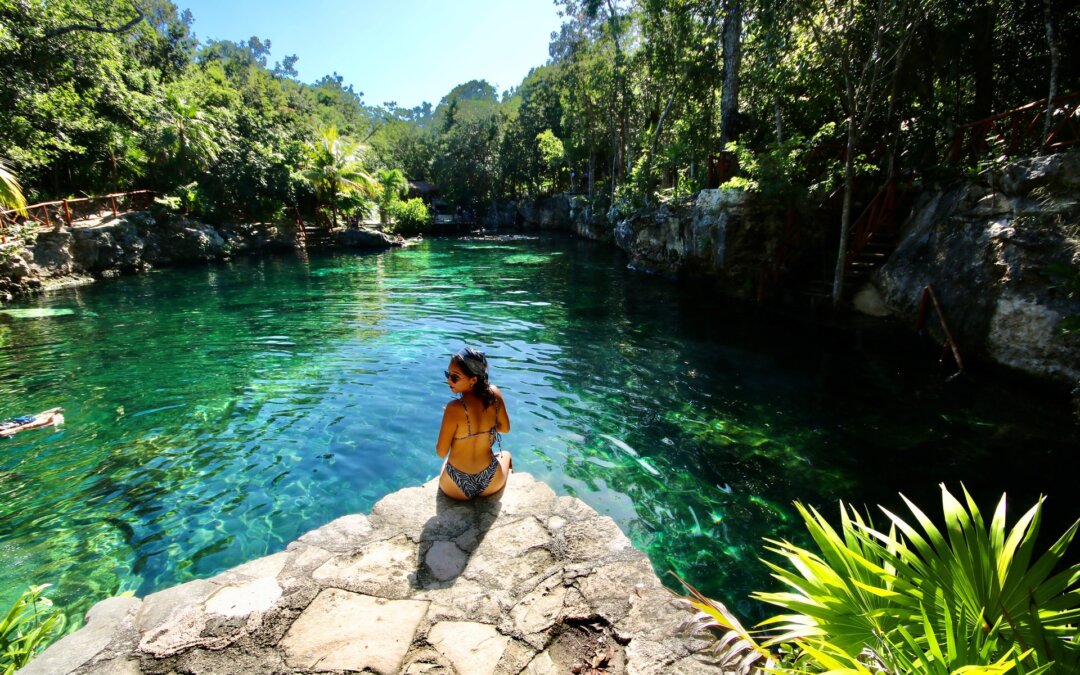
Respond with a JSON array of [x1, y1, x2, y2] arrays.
[[43, 205, 52, 229], [915, 286, 929, 332], [111, 196, 118, 216], [62, 199, 72, 227]]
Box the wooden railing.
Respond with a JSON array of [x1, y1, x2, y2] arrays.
[[0, 190, 156, 243], [848, 179, 899, 259], [915, 284, 964, 380], [950, 91, 1080, 161], [292, 207, 307, 247]]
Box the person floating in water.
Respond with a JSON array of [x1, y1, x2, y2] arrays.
[[0, 408, 64, 437], [436, 347, 512, 500]]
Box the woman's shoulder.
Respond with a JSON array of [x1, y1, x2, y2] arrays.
[[443, 398, 465, 414]]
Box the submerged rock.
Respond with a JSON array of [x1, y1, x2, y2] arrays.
[[25, 473, 720, 674], [336, 226, 408, 249]]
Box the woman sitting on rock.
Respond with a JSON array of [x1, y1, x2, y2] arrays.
[[0, 407, 64, 437], [436, 348, 512, 499]]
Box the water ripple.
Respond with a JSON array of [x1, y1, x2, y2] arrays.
[[0, 237, 1076, 626]]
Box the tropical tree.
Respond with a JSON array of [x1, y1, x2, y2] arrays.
[[536, 129, 565, 194], [151, 92, 223, 182], [376, 168, 408, 224], [0, 158, 28, 217], [302, 126, 377, 226]]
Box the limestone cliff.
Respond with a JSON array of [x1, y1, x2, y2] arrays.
[[870, 151, 1080, 387]]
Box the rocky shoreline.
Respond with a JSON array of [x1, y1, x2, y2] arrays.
[[0, 212, 409, 305], [24, 473, 719, 675], [3, 152, 1078, 395]]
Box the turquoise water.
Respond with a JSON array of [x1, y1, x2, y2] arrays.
[[1, 235, 1077, 624]]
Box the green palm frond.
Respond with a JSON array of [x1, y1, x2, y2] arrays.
[[0, 584, 66, 673], [875, 485, 1080, 671], [0, 157, 28, 217], [157, 94, 225, 169], [753, 502, 917, 655], [303, 126, 378, 205], [751, 485, 1080, 673], [669, 572, 775, 673]]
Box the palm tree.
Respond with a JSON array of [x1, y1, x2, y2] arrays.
[[303, 126, 378, 227], [154, 93, 221, 179], [0, 157, 28, 218], [376, 168, 409, 224]]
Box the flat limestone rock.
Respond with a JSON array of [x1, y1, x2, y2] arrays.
[[427, 621, 509, 675], [297, 513, 373, 552], [19, 596, 141, 675], [204, 576, 282, 617], [27, 472, 724, 674], [312, 534, 418, 598], [424, 540, 469, 581], [280, 588, 428, 673]]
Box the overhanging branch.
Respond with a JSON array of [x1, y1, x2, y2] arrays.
[[45, 2, 146, 39]]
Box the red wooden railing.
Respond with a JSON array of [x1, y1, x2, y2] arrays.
[[0, 190, 156, 243], [757, 207, 799, 302], [950, 91, 1080, 161], [915, 284, 964, 380], [706, 152, 740, 188], [292, 206, 308, 247], [844, 177, 902, 267]]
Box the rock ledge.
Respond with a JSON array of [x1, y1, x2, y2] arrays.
[[25, 473, 719, 674]]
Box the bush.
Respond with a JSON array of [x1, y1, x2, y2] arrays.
[[674, 485, 1080, 674], [386, 198, 431, 235], [0, 584, 66, 673]]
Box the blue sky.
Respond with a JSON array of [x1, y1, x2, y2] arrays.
[[176, 0, 564, 109]]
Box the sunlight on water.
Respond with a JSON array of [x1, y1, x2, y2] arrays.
[[0, 235, 1076, 625]]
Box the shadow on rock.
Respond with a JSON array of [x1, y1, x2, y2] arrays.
[[411, 487, 503, 589]]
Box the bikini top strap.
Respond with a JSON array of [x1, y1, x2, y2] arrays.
[[459, 398, 472, 436]]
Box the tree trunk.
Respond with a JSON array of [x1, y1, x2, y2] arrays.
[[719, 0, 743, 150], [606, 0, 629, 183], [774, 98, 783, 144], [972, 0, 994, 120], [588, 151, 595, 202], [1042, 0, 1059, 150], [644, 93, 677, 204], [832, 120, 857, 306]]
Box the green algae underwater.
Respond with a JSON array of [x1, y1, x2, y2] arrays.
[[1, 234, 1077, 626]]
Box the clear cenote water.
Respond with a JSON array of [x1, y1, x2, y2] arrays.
[[1, 234, 1077, 625]]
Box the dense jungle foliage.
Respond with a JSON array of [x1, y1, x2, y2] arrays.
[[1, 0, 1077, 227]]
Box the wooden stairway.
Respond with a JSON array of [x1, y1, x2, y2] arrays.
[[843, 232, 896, 295], [301, 223, 336, 248]]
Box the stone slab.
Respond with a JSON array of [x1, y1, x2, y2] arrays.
[[280, 588, 428, 673], [18, 596, 141, 675], [312, 534, 417, 598], [427, 621, 509, 675], [297, 513, 373, 552], [204, 576, 282, 617]]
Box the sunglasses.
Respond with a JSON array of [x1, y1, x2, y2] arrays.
[[444, 370, 464, 383]]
